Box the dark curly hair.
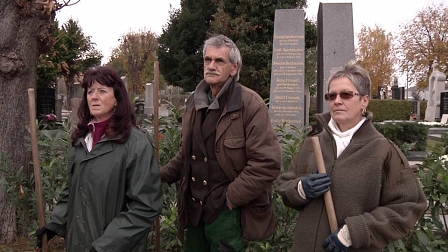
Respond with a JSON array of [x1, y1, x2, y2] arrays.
[[71, 66, 136, 146]]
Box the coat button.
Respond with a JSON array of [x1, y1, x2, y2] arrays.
[[192, 155, 196, 160], [216, 149, 220, 153], [192, 197, 196, 201], [200, 201, 203, 205], [202, 180, 207, 186], [204, 157, 207, 162], [192, 177, 196, 182]]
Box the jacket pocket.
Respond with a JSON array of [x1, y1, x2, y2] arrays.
[[241, 192, 277, 242], [224, 137, 246, 149], [223, 137, 246, 173]]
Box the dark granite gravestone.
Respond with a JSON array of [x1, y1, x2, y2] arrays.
[[36, 88, 55, 120], [392, 85, 404, 100], [440, 91, 448, 117], [269, 9, 306, 129], [317, 3, 355, 114]]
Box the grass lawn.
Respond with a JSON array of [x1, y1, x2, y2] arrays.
[[426, 138, 445, 153]]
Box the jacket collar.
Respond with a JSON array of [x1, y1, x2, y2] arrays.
[[186, 77, 243, 113], [317, 111, 373, 132], [316, 111, 378, 143]]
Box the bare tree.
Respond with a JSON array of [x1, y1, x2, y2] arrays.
[[397, 3, 448, 89]]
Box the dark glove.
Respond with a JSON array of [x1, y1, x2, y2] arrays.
[[89, 248, 97, 252], [36, 226, 57, 248], [301, 173, 331, 199], [323, 229, 350, 252]]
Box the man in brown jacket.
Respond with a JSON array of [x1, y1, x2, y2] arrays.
[[160, 34, 281, 251]]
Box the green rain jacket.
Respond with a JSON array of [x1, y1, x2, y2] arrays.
[[46, 127, 162, 252]]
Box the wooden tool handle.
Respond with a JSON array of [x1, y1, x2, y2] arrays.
[[28, 88, 48, 251], [311, 136, 339, 233]]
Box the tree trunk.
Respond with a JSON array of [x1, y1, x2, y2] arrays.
[[0, 1, 54, 243]]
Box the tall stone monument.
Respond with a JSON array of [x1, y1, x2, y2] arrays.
[[425, 62, 447, 122], [317, 3, 355, 114], [269, 9, 306, 129]]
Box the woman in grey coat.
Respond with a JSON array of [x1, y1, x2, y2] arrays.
[[36, 67, 162, 252]]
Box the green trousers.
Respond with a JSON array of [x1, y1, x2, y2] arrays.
[[185, 208, 245, 252]]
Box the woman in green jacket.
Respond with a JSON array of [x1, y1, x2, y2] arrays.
[[277, 62, 426, 252], [36, 67, 162, 252]]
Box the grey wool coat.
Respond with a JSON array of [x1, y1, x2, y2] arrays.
[[277, 112, 427, 252], [46, 127, 162, 252]]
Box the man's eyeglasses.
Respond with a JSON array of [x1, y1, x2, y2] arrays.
[[324, 91, 360, 101]]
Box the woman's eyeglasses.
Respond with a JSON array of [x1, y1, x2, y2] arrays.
[[324, 91, 360, 101]]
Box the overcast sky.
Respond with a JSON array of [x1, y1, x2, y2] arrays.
[[56, 0, 445, 66], [305, 0, 445, 33]]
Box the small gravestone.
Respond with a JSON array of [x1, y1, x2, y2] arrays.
[[440, 114, 448, 124], [425, 62, 446, 122], [36, 88, 55, 120], [56, 95, 63, 120], [72, 82, 83, 98], [144, 82, 154, 115], [269, 9, 306, 129], [411, 100, 420, 121], [391, 84, 400, 100], [135, 99, 145, 115]]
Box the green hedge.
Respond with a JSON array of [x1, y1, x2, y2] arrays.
[[309, 97, 427, 123], [368, 100, 427, 122], [374, 122, 429, 152]]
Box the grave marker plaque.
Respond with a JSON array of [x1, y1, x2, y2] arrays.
[[269, 9, 305, 129]]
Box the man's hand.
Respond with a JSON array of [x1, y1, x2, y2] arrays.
[[36, 226, 57, 249], [301, 173, 331, 199]]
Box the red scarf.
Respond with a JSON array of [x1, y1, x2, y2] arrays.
[[87, 118, 110, 148]]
